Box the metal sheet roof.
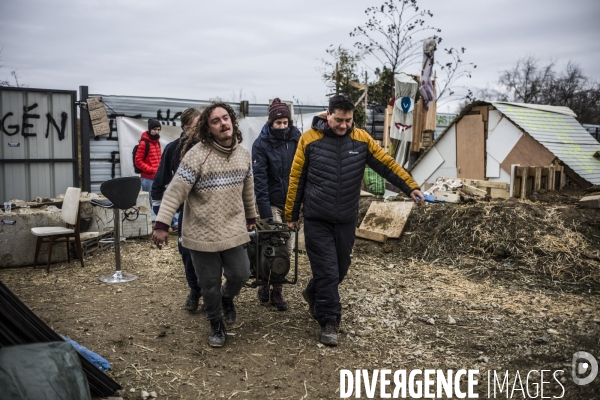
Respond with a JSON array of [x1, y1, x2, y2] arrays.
[[492, 102, 600, 185]]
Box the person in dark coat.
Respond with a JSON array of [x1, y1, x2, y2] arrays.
[[285, 95, 425, 346], [151, 108, 202, 311], [251, 98, 300, 311]]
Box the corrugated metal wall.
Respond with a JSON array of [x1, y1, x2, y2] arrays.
[[88, 94, 326, 193], [0, 87, 78, 201]]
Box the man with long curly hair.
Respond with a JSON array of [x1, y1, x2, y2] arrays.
[[152, 103, 256, 348]]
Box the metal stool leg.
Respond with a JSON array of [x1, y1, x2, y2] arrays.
[[100, 208, 137, 283]]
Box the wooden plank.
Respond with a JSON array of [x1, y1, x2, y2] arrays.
[[411, 98, 424, 152], [490, 188, 511, 199], [534, 167, 542, 191], [580, 195, 600, 209], [510, 164, 519, 197], [558, 168, 564, 190], [466, 179, 509, 190], [355, 228, 388, 243], [461, 184, 487, 197], [548, 165, 555, 191], [456, 114, 485, 180], [358, 201, 414, 238], [520, 166, 529, 200], [500, 133, 555, 176], [434, 191, 460, 203]]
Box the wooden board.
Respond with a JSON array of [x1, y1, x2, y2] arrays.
[[580, 195, 600, 209], [456, 114, 485, 179], [490, 188, 511, 199], [434, 191, 460, 203], [500, 133, 555, 175], [466, 179, 509, 190], [358, 201, 414, 238], [355, 228, 388, 243], [461, 184, 487, 197]]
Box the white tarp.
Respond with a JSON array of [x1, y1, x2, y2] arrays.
[[117, 112, 323, 177]]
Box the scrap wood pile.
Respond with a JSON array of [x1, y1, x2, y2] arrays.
[[423, 176, 501, 202]]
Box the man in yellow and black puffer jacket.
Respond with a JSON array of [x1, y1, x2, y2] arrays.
[[285, 95, 425, 346]]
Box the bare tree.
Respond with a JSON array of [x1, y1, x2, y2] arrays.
[[0, 49, 25, 87], [436, 47, 477, 105], [498, 56, 555, 103], [479, 57, 600, 124], [350, 0, 475, 104]]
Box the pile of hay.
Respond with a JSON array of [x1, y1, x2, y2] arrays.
[[396, 201, 600, 283]]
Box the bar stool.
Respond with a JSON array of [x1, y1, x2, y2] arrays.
[[91, 177, 141, 283]]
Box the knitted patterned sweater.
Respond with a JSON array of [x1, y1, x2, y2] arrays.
[[155, 139, 256, 252]]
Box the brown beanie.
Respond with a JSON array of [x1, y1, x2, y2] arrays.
[[268, 98, 291, 125]]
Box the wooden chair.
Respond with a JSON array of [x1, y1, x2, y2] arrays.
[[31, 187, 84, 272]]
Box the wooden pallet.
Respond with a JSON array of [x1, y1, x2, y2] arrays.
[[70, 231, 114, 258], [511, 165, 564, 200]]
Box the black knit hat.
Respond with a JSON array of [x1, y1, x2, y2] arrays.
[[268, 98, 291, 125], [148, 119, 161, 131]]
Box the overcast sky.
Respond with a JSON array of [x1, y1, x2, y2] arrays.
[[1, 0, 599, 112]]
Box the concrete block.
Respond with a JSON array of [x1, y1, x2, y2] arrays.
[[85, 191, 152, 239], [0, 191, 151, 268], [1, 206, 68, 268]]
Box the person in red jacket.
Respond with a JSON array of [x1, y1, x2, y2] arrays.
[[135, 119, 163, 209]]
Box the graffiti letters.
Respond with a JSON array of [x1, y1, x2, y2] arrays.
[[1, 103, 69, 141], [45, 111, 68, 140]]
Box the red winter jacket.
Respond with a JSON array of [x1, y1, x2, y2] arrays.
[[135, 131, 162, 179]]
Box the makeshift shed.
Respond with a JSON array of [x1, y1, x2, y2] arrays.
[[409, 101, 600, 189]]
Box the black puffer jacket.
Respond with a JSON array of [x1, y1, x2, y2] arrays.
[[252, 123, 301, 219], [285, 114, 419, 223]]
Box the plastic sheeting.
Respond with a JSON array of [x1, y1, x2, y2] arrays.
[[0, 342, 92, 400]]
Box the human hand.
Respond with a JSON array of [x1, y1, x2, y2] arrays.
[[287, 221, 300, 230], [247, 224, 256, 231], [410, 189, 426, 206], [152, 229, 169, 249]]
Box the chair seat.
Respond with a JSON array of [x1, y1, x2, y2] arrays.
[[31, 226, 75, 236], [90, 199, 114, 209]]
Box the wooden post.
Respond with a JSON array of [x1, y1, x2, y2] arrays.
[[558, 166, 564, 191], [534, 167, 542, 191], [548, 165, 555, 190], [520, 166, 529, 200]]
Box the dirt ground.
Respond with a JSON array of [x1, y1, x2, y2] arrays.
[[1, 189, 600, 399]]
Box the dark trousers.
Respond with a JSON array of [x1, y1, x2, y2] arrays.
[[189, 245, 251, 321], [304, 219, 356, 326], [177, 211, 200, 293]]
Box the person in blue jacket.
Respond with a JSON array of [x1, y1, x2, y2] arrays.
[[251, 98, 300, 311]]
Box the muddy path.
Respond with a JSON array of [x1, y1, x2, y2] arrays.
[[1, 195, 599, 399]]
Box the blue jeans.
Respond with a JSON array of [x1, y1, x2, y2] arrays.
[[141, 178, 153, 215]]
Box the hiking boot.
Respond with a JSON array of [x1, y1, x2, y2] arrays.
[[222, 296, 236, 325], [320, 316, 339, 346], [208, 319, 226, 347], [270, 286, 288, 311], [184, 289, 200, 311], [302, 287, 316, 319], [257, 285, 270, 303]]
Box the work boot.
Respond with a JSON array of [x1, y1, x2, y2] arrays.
[[320, 316, 339, 346], [222, 296, 236, 325], [302, 287, 316, 319], [184, 288, 200, 312], [208, 319, 226, 347], [270, 286, 288, 311], [257, 285, 270, 303]]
